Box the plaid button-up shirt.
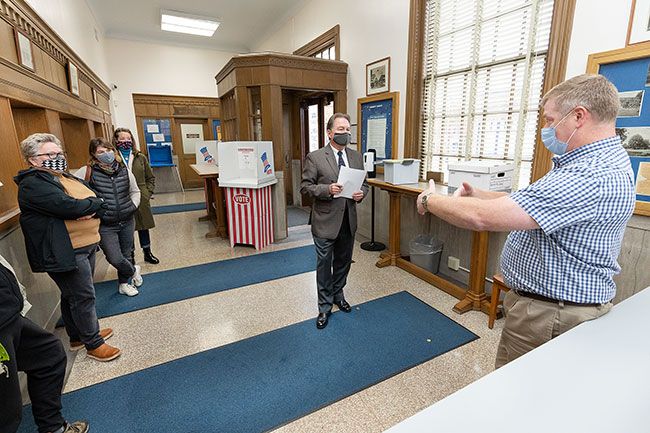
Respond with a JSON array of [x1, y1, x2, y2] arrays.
[[500, 136, 635, 304]]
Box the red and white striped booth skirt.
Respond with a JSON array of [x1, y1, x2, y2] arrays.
[[225, 186, 274, 250]]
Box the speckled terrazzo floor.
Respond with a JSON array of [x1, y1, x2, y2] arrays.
[[56, 190, 503, 433]]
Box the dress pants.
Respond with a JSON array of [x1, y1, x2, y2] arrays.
[[0, 316, 66, 433], [47, 243, 104, 350], [313, 207, 354, 314]]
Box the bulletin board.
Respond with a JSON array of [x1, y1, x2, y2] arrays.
[[357, 91, 399, 172], [587, 42, 650, 216]]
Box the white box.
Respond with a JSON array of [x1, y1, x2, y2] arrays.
[[448, 160, 514, 192], [217, 141, 278, 188], [383, 159, 420, 185]]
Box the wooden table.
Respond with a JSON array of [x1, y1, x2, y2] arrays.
[[368, 178, 490, 315], [190, 164, 227, 239]]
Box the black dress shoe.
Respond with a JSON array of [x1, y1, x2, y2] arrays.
[[335, 300, 352, 313], [143, 249, 160, 264], [316, 312, 329, 329]]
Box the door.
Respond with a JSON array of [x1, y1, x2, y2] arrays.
[[173, 118, 209, 189], [299, 94, 334, 207]]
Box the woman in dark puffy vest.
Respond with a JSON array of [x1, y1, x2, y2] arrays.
[[75, 138, 143, 297]]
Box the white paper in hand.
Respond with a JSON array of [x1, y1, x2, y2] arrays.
[[334, 166, 366, 199]]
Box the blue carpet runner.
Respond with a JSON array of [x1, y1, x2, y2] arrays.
[[151, 202, 206, 214], [95, 245, 315, 319], [23, 291, 477, 433]]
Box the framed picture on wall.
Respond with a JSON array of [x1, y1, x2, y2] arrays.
[[627, 0, 650, 45], [67, 61, 79, 96], [357, 91, 400, 173], [366, 57, 390, 95], [587, 41, 650, 216], [14, 29, 34, 71]]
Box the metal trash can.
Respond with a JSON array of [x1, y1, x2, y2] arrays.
[[409, 234, 443, 274]]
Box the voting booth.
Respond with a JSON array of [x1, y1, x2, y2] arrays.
[[218, 141, 277, 249]]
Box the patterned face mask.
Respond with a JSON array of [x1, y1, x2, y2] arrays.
[[116, 140, 133, 151], [41, 155, 68, 172]]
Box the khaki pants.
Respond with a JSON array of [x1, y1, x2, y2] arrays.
[[495, 290, 612, 369]]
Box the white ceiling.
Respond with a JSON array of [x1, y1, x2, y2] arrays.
[[85, 0, 307, 53]]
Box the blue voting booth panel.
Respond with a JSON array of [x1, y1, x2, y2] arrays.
[[147, 143, 174, 167], [142, 118, 174, 167]]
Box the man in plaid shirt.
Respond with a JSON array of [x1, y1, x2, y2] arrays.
[[416, 74, 635, 368]]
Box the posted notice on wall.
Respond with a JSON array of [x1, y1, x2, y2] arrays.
[[367, 117, 387, 158], [146, 124, 160, 133]]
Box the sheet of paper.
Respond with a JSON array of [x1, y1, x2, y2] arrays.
[[367, 117, 387, 158], [334, 166, 366, 199], [146, 124, 159, 133], [152, 133, 165, 142]]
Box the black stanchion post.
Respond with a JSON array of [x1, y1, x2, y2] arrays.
[[360, 149, 385, 251]]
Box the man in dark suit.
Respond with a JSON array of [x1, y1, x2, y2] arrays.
[[300, 113, 369, 329]]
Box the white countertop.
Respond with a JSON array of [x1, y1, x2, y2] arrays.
[[385, 287, 650, 433]]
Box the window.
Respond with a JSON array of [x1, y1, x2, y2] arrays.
[[420, 0, 554, 189], [294, 25, 340, 61]]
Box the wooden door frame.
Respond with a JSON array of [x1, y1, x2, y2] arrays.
[[173, 117, 210, 189]]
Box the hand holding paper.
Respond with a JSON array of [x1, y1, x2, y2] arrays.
[[334, 166, 366, 199]]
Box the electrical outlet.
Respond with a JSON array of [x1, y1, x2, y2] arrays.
[[448, 256, 460, 271]]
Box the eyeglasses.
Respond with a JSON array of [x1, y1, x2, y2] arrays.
[[35, 152, 66, 159]]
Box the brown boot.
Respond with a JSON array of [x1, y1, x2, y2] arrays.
[[87, 343, 121, 362], [70, 328, 114, 351]]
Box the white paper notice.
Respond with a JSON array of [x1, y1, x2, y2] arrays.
[[367, 117, 387, 158], [334, 166, 366, 199], [146, 124, 160, 133], [238, 147, 255, 170], [152, 133, 165, 142]]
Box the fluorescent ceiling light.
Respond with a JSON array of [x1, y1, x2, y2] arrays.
[[161, 10, 220, 37]]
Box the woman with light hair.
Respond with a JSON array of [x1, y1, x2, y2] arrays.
[[14, 133, 121, 362]]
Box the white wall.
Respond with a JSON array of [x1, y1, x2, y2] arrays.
[[565, 0, 634, 78], [25, 0, 110, 83], [104, 38, 238, 135], [254, 0, 410, 158]]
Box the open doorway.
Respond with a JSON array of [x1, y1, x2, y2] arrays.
[[297, 92, 334, 207]]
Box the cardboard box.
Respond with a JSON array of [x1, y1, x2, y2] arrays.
[[383, 159, 420, 185], [217, 141, 277, 188], [448, 160, 514, 192]]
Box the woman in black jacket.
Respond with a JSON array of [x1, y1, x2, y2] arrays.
[[76, 138, 142, 297], [14, 133, 120, 362]]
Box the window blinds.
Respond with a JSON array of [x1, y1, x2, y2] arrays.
[[421, 0, 554, 189]]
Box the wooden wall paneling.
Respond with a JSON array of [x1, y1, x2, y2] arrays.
[[261, 85, 284, 171], [60, 117, 92, 169], [0, 19, 18, 63], [31, 44, 45, 80], [235, 86, 251, 140], [334, 90, 347, 115], [93, 121, 103, 138], [11, 107, 49, 142], [44, 109, 63, 140], [252, 65, 271, 84], [0, 97, 24, 230]]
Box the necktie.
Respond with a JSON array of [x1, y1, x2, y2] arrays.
[[337, 150, 345, 168]]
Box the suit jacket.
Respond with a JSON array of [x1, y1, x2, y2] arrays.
[[300, 145, 369, 239]]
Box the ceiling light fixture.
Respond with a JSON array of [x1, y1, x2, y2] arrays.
[[161, 9, 220, 37]]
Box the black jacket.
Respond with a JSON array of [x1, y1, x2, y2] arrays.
[[14, 168, 106, 273], [0, 263, 23, 330], [88, 163, 136, 224]]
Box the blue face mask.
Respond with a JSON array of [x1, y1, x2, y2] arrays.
[[541, 110, 577, 155]]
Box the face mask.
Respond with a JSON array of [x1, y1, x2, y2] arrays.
[[96, 151, 115, 165], [332, 132, 351, 146], [41, 155, 67, 172], [116, 140, 132, 151], [541, 110, 577, 155]]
